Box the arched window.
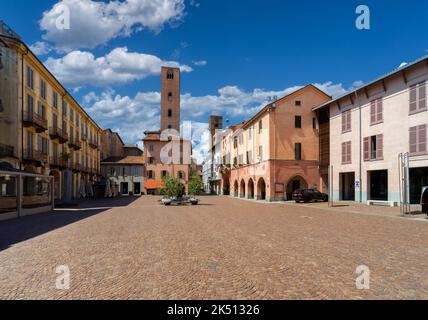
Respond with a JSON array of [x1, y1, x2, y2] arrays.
[[168, 109, 172, 117], [168, 92, 173, 101], [167, 69, 174, 80], [178, 171, 185, 179]]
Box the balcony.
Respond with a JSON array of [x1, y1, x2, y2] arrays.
[[49, 127, 69, 144], [49, 156, 68, 170], [23, 149, 48, 166], [23, 112, 48, 133], [0, 143, 14, 158], [68, 137, 82, 151], [89, 140, 99, 149]]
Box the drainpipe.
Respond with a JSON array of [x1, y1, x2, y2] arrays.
[[21, 46, 29, 171], [355, 90, 362, 203]]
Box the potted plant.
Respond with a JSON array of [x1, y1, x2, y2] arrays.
[[160, 177, 185, 205], [188, 175, 203, 205]]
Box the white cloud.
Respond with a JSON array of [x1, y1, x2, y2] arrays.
[[44, 47, 192, 88], [192, 60, 207, 66], [40, 0, 186, 51], [29, 41, 52, 56], [82, 81, 349, 163]]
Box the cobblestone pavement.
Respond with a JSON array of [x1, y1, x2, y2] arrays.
[[0, 196, 427, 300]]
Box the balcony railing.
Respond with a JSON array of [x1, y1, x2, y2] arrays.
[[0, 143, 14, 158], [23, 149, 48, 164], [49, 156, 68, 169], [89, 140, 99, 149], [68, 137, 82, 150], [23, 112, 48, 133], [49, 127, 69, 144]]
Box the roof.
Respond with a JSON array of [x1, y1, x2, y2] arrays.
[[312, 55, 428, 112], [101, 156, 145, 165], [103, 129, 125, 146], [242, 84, 331, 129]]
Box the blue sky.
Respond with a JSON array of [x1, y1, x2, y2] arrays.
[[3, 0, 428, 160]]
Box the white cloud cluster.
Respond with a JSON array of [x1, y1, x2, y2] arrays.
[[44, 47, 192, 87], [82, 81, 350, 163], [29, 41, 53, 56], [40, 0, 186, 51], [192, 60, 207, 66]]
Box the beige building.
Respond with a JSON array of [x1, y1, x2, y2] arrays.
[[0, 21, 102, 203], [314, 56, 428, 206]]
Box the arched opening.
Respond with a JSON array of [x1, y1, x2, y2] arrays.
[[233, 180, 239, 197], [286, 175, 308, 200], [248, 178, 255, 199], [257, 178, 266, 201], [222, 178, 230, 196], [50, 170, 61, 200], [240, 179, 246, 198], [0, 161, 13, 169]]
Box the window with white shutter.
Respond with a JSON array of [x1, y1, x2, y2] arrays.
[[409, 82, 427, 114], [364, 134, 383, 161]]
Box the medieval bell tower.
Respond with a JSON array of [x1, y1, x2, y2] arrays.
[[160, 67, 181, 133]]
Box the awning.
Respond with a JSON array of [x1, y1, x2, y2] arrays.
[[144, 180, 164, 190]]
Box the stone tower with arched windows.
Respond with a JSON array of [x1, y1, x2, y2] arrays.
[[160, 67, 181, 133]]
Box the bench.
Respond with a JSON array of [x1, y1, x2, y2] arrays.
[[367, 200, 398, 207]]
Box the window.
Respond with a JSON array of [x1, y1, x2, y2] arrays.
[[238, 154, 244, 165], [295, 116, 302, 129], [167, 69, 174, 80], [62, 101, 67, 118], [295, 143, 302, 160], [168, 125, 172, 129], [410, 82, 427, 113], [168, 109, 172, 117], [178, 171, 185, 179], [53, 92, 58, 109], [295, 100, 302, 106], [161, 171, 168, 178], [370, 98, 383, 125], [258, 120, 263, 133], [248, 128, 252, 140], [258, 145, 263, 161], [27, 66, 34, 89], [149, 145, 154, 152], [233, 138, 238, 149], [246, 151, 253, 164], [40, 79, 46, 100], [168, 92, 173, 101], [238, 134, 243, 145], [27, 94, 34, 114], [364, 134, 383, 161], [341, 141, 352, 164], [341, 110, 352, 133], [409, 125, 427, 155], [70, 107, 74, 123], [149, 157, 155, 164], [76, 114, 79, 127], [147, 171, 154, 179], [312, 117, 317, 129]]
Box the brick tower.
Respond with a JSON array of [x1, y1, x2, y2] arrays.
[[160, 67, 181, 133]]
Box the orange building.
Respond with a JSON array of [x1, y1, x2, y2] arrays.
[[222, 85, 331, 201]]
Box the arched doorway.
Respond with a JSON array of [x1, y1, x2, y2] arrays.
[[248, 179, 255, 199], [240, 179, 246, 198], [222, 178, 230, 196], [257, 178, 266, 201], [50, 171, 61, 200], [233, 180, 239, 197], [286, 175, 308, 200]]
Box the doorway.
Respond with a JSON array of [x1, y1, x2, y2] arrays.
[[121, 182, 129, 195], [339, 172, 355, 201], [368, 170, 388, 201], [286, 176, 308, 200], [134, 182, 141, 195]]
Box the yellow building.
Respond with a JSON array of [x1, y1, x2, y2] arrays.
[[0, 21, 102, 202]]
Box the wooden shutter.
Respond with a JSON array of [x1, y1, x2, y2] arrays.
[[341, 142, 346, 164], [377, 99, 383, 122], [370, 101, 376, 124], [376, 134, 383, 160], [347, 111, 352, 131], [410, 84, 417, 112], [347, 142, 352, 164], [418, 125, 427, 153], [409, 126, 417, 154], [341, 112, 346, 132], [363, 137, 370, 161], [419, 83, 426, 110]]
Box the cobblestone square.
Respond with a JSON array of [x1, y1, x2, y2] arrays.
[[0, 196, 427, 300]]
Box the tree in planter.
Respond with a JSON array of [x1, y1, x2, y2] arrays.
[[161, 176, 185, 199], [188, 175, 203, 197]]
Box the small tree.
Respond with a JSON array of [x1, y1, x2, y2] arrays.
[[188, 175, 203, 197], [161, 177, 185, 199]]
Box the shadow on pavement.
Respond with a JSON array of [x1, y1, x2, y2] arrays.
[[0, 197, 139, 252]]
